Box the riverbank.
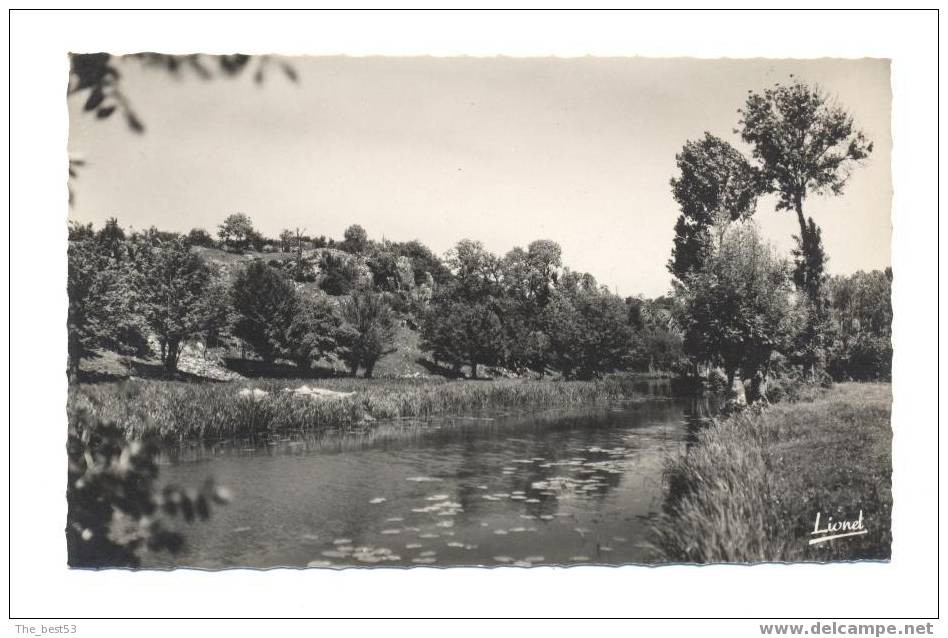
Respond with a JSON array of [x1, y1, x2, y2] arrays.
[[68, 375, 647, 441], [650, 382, 892, 563]]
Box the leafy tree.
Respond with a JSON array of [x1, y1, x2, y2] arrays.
[[738, 79, 872, 302], [668, 133, 760, 280], [419, 240, 508, 377], [217, 213, 256, 253], [279, 229, 295, 253], [544, 286, 634, 380], [419, 296, 506, 379], [825, 269, 892, 380], [186, 227, 217, 248], [627, 296, 686, 373], [340, 224, 369, 254], [231, 261, 299, 364], [133, 236, 220, 371], [96, 217, 127, 260], [674, 222, 802, 402], [194, 277, 233, 358], [284, 295, 342, 370], [448, 239, 503, 301], [67, 239, 148, 380], [503, 240, 563, 308], [67, 408, 229, 568], [337, 291, 397, 378]]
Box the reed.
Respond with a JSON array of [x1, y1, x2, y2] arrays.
[[649, 382, 892, 563], [68, 375, 641, 442]]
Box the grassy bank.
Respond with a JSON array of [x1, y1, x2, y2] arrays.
[[69, 376, 642, 442], [650, 382, 892, 563]]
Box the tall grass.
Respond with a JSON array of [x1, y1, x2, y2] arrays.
[[649, 383, 892, 563], [68, 376, 640, 442]]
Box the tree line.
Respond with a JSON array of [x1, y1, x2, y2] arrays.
[[666, 77, 890, 402], [68, 214, 680, 381]]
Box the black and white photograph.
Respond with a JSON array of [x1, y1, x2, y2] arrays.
[[7, 6, 941, 628], [63, 51, 894, 570]]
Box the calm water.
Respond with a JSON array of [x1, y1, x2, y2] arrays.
[[145, 384, 714, 569]]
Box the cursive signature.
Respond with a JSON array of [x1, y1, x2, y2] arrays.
[[809, 511, 868, 545]]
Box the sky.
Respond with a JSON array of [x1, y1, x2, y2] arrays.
[[68, 56, 891, 297]]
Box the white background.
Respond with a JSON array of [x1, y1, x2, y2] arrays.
[[4, 5, 941, 633]]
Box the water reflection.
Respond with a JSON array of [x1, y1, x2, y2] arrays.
[[145, 393, 715, 569]]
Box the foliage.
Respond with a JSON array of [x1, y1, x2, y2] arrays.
[[96, 217, 127, 260], [824, 269, 892, 381], [674, 222, 802, 402], [420, 295, 506, 378], [318, 251, 365, 295], [420, 240, 507, 377], [739, 79, 873, 217], [340, 224, 370, 254], [68, 220, 96, 241], [283, 294, 342, 370], [791, 217, 829, 304], [394, 239, 453, 285], [132, 235, 219, 371], [217, 213, 257, 253], [669, 133, 761, 280], [337, 291, 398, 378], [186, 227, 217, 249], [366, 249, 413, 293], [67, 239, 149, 379], [738, 79, 872, 304], [626, 296, 686, 373], [68, 53, 296, 134], [544, 286, 635, 380], [67, 407, 229, 568], [231, 260, 299, 363]]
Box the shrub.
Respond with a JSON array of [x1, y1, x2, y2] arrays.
[[67, 407, 229, 567], [231, 261, 298, 363]]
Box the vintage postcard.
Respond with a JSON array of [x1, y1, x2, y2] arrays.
[[64, 53, 893, 571]]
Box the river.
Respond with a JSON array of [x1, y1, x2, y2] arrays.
[[145, 383, 714, 569]]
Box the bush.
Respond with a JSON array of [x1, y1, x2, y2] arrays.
[[67, 407, 229, 567], [186, 228, 217, 248], [318, 252, 364, 296], [827, 333, 892, 381], [231, 261, 299, 363]]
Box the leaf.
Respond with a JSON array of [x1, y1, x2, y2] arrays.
[[126, 111, 144, 133], [96, 105, 116, 119], [84, 88, 105, 111]]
